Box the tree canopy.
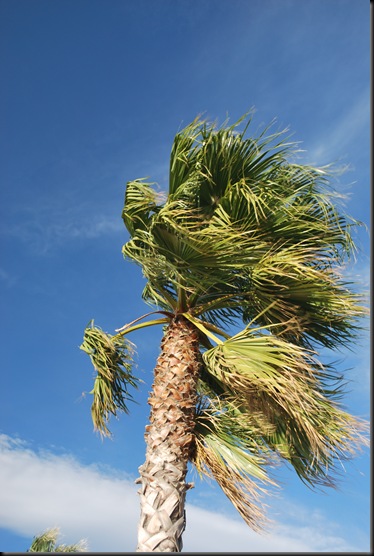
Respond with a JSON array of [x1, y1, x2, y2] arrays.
[[81, 113, 368, 532]]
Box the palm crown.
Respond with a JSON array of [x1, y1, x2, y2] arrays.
[[81, 113, 367, 532]]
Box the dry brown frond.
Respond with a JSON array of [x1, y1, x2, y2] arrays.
[[193, 436, 272, 532]]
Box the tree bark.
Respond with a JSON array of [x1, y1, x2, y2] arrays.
[[136, 316, 201, 552]]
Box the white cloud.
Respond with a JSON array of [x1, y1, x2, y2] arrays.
[[0, 434, 367, 552], [0, 435, 139, 551]]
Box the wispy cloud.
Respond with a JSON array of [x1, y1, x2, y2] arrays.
[[1, 202, 124, 255], [304, 87, 370, 166], [0, 268, 17, 288], [0, 434, 368, 552], [344, 257, 370, 291]]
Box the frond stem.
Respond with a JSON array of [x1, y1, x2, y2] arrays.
[[115, 310, 173, 332], [114, 318, 171, 339], [182, 313, 225, 344]]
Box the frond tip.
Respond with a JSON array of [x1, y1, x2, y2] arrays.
[[27, 527, 87, 552], [80, 320, 139, 437]]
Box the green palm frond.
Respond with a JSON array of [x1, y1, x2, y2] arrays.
[[80, 321, 139, 437], [243, 243, 366, 348], [122, 114, 366, 349], [122, 179, 162, 237], [201, 326, 368, 488], [193, 393, 277, 531], [28, 528, 87, 552], [263, 402, 368, 489], [169, 116, 204, 198], [169, 113, 292, 212]]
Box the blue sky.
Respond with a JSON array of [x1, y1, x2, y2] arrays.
[[0, 0, 370, 552]]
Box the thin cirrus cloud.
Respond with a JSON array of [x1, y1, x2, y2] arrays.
[[304, 87, 370, 166], [0, 268, 17, 288], [3, 204, 124, 255], [0, 434, 365, 552]]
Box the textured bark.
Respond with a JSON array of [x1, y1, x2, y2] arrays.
[[136, 316, 201, 552]]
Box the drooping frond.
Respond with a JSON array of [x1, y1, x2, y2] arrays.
[[201, 326, 368, 488], [80, 321, 139, 437], [193, 391, 277, 531]]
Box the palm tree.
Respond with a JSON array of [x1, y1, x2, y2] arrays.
[[80, 113, 368, 552], [27, 527, 87, 552]]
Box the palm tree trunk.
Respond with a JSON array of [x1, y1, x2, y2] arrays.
[[136, 315, 201, 552]]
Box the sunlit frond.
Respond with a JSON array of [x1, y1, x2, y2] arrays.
[[169, 116, 204, 197], [201, 326, 368, 488], [122, 114, 366, 349], [80, 321, 139, 437], [193, 394, 277, 531], [28, 528, 87, 553], [122, 179, 165, 237]]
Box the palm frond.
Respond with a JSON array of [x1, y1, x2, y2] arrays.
[[244, 243, 366, 348], [192, 393, 277, 531], [201, 326, 368, 488], [122, 114, 366, 344], [28, 528, 87, 552], [80, 321, 139, 437], [169, 117, 204, 197], [122, 179, 162, 236]]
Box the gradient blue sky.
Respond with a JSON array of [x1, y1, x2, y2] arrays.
[[0, 0, 370, 552]]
